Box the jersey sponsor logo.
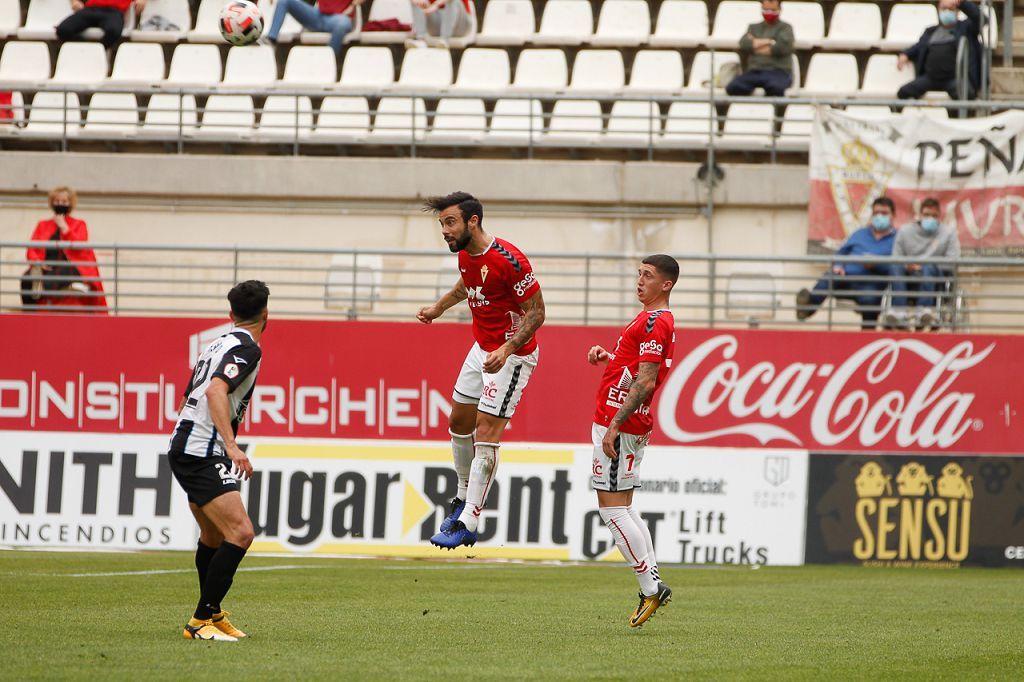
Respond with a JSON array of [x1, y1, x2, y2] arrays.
[[466, 286, 490, 308], [223, 363, 240, 379], [513, 272, 536, 297], [639, 340, 664, 356], [233, 355, 248, 365]]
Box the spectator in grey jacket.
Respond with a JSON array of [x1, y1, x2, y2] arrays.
[[883, 197, 961, 330]]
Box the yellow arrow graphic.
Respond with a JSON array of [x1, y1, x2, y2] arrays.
[[402, 480, 433, 536]]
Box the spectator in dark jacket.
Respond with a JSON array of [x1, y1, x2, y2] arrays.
[[726, 0, 795, 96], [897, 0, 981, 100], [56, 0, 146, 50]]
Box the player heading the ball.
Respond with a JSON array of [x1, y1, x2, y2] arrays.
[[169, 280, 269, 642], [417, 191, 546, 550], [587, 255, 678, 628]]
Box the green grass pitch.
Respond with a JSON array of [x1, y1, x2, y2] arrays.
[[1, 550, 1022, 680]]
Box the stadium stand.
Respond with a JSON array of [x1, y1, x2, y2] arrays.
[[648, 0, 709, 48], [532, 0, 594, 46], [475, 0, 534, 47]]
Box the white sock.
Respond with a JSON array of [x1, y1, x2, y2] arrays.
[[457, 442, 499, 533], [600, 506, 658, 596], [628, 506, 660, 582], [449, 430, 474, 500]]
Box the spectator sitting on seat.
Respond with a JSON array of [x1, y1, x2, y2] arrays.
[[795, 196, 897, 331], [56, 0, 146, 50], [883, 197, 961, 331], [406, 0, 473, 49], [264, 0, 364, 56], [23, 186, 108, 313], [725, 0, 795, 96], [897, 0, 981, 101]]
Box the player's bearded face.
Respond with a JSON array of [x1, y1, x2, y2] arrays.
[[446, 223, 472, 253]]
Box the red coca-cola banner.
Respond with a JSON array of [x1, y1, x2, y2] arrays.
[[0, 315, 1019, 453]]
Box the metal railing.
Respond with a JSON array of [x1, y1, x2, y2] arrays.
[[4, 241, 1024, 333]]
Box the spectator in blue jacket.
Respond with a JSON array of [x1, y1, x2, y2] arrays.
[[796, 197, 898, 330], [897, 0, 981, 101]]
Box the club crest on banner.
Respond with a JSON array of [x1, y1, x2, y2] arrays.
[[826, 140, 891, 247]]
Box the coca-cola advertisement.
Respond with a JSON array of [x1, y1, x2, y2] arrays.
[[804, 453, 1024, 568], [0, 315, 1019, 454]]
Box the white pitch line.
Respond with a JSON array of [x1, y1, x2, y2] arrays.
[[47, 565, 327, 578]]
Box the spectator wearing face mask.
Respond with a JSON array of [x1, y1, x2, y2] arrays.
[[795, 196, 897, 330], [23, 186, 108, 313], [897, 0, 981, 101], [883, 197, 961, 330], [725, 0, 794, 97]]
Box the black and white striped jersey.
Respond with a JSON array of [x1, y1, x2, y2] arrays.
[[169, 328, 262, 458]]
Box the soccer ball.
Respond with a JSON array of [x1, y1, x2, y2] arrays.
[[219, 0, 264, 46]]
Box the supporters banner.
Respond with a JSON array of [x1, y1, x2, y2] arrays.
[[808, 107, 1024, 256], [0, 315, 1019, 454], [0, 431, 808, 564], [804, 453, 1024, 568]]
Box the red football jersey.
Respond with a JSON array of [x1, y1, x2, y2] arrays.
[[458, 237, 541, 355], [594, 309, 676, 435]]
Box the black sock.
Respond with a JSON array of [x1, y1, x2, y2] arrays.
[[194, 542, 247, 621], [195, 541, 217, 591]]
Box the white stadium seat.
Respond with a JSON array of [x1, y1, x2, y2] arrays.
[[627, 50, 684, 93], [532, 0, 593, 46], [197, 95, 256, 138], [187, 0, 225, 42], [369, 97, 427, 141], [325, 254, 382, 312], [802, 53, 859, 95], [313, 96, 370, 140], [397, 48, 453, 89], [453, 48, 511, 91], [51, 43, 108, 86], [590, 0, 650, 47], [0, 41, 51, 85], [686, 51, 740, 90], [355, 0, 413, 44], [109, 43, 166, 85], [82, 93, 139, 137], [427, 98, 487, 142], [512, 49, 569, 91], [720, 102, 775, 147], [705, 1, 761, 50], [338, 46, 395, 89], [778, 103, 813, 148], [546, 99, 603, 143], [167, 45, 223, 86], [0, 0, 22, 38], [861, 55, 914, 96], [663, 101, 716, 144], [17, 0, 71, 40], [140, 94, 198, 137], [822, 3, 882, 50], [281, 46, 337, 88], [881, 5, 938, 51], [843, 105, 893, 120], [24, 91, 80, 136], [487, 98, 543, 142], [782, 2, 824, 49], [134, 0, 191, 42], [606, 101, 661, 144], [569, 50, 625, 93], [649, 0, 708, 48], [223, 46, 278, 88], [258, 95, 314, 139], [475, 0, 535, 47]]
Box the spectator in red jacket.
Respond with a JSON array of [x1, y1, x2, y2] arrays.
[[25, 186, 108, 313], [56, 0, 146, 50]]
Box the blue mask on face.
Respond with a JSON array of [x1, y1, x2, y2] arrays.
[[871, 213, 892, 231], [920, 217, 939, 233], [939, 9, 957, 26]]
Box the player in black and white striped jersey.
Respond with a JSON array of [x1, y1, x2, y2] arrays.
[[168, 280, 269, 642]]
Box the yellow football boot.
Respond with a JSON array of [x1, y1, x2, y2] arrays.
[[212, 611, 247, 639], [628, 582, 672, 628], [183, 617, 238, 642]]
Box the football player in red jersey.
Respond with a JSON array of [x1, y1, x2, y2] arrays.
[[416, 192, 546, 549], [587, 254, 678, 627]]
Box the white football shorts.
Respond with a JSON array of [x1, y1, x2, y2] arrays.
[[591, 423, 650, 492], [452, 342, 539, 419]]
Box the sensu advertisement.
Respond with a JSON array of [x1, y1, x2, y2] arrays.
[[0, 432, 809, 565], [804, 453, 1024, 568]]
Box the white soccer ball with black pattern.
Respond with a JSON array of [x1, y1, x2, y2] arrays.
[[219, 0, 264, 46]]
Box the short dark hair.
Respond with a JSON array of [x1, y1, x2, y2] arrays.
[[872, 196, 895, 213], [228, 280, 270, 321], [642, 254, 680, 285], [921, 197, 941, 211], [423, 191, 483, 227]]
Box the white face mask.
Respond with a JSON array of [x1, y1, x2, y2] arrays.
[[939, 9, 957, 26]]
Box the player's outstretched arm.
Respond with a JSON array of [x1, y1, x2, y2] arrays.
[[602, 361, 658, 459], [587, 345, 611, 365], [417, 277, 468, 324], [483, 289, 546, 372], [206, 378, 253, 480]]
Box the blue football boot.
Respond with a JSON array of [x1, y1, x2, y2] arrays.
[[439, 497, 466, 533], [430, 520, 478, 550]]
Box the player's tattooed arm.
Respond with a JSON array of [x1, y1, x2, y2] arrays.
[[602, 361, 658, 459], [504, 289, 546, 353], [417, 277, 467, 323]]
